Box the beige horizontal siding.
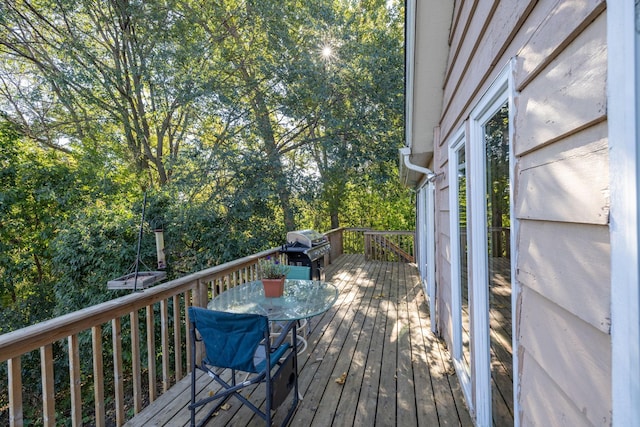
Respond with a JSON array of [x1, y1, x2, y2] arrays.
[[435, 251, 453, 342], [516, 0, 606, 89], [515, 12, 607, 155], [441, 0, 537, 142], [518, 286, 611, 425], [517, 220, 610, 332], [515, 122, 609, 224], [519, 351, 594, 426], [513, 7, 611, 424]]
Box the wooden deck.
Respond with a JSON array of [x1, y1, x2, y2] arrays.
[[124, 254, 472, 426]]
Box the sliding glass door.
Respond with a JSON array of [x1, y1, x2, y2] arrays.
[[468, 65, 515, 426]]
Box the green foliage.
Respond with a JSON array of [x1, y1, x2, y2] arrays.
[[51, 204, 139, 314], [0, 0, 411, 320], [0, 126, 74, 330]]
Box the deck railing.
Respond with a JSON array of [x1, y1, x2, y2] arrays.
[[324, 227, 371, 260], [364, 230, 415, 262], [324, 228, 415, 262], [0, 227, 412, 426], [0, 248, 288, 426]]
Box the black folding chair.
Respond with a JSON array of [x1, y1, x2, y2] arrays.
[[188, 307, 299, 426]]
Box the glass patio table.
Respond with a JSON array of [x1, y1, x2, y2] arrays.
[[207, 279, 339, 322]]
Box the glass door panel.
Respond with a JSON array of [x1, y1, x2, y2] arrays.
[[456, 147, 471, 373], [483, 102, 513, 425]]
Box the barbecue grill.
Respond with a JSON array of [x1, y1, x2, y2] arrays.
[[281, 229, 330, 280]]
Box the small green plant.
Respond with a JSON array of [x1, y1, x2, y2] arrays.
[[258, 257, 290, 279]]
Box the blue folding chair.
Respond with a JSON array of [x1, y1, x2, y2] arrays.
[[188, 307, 299, 426]]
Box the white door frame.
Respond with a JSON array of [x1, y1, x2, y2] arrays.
[[448, 125, 473, 407], [608, 2, 640, 425], [468, 61, 517, 426], [417, 180, 437, 333]]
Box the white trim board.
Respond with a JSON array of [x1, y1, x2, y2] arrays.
[[608, 2, 640, 425], [447, 125, 473, 408]]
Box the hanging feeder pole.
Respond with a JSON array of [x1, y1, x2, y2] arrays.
[[133, 192, 147, 292]]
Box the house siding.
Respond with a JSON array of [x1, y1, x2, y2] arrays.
[[431, 0, 610, 424]]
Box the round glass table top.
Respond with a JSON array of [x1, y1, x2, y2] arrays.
[[207, 279, 338, 321]]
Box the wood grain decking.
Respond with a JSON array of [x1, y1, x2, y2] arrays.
[[124, 254, 472, 426]]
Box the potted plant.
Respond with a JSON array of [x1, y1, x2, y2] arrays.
[[258, 257, 290, 297]]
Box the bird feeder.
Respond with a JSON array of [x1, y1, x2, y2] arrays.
[[154, 227, 166, 270], [108, 192, 167, 291]]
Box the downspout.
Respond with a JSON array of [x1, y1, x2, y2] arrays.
[[399, 146, 436, 182]]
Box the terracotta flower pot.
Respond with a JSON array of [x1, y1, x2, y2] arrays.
[[262, 277, 285, 297]]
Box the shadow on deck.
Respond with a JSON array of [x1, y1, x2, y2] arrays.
[[125, 254, 472, 426]]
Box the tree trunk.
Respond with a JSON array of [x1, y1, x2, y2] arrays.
[[252, 90, 296, 231]]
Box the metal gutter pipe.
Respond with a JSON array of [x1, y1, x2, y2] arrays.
[[399, 146, 436, 182]]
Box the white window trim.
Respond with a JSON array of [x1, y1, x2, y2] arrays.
[[468, 60, 517, 427], [448, 125, 473, 408], [608, 2, 640, 425]]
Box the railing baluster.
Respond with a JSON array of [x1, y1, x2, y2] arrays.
[[40, 344, 55, 426], [160, 299, 170, 392], [68, 334, 82, 426], [8, 356, 23, 427], [130, 310, 142, 414], [365, 233, 371, 260], [185, 290, 193, 373], [92, 325, 105, 426], [146, 305, 157, 402], [112, 317, 125, 426], [173, 294, 183, 381]]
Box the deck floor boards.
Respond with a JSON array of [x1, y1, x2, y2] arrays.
[[124, 254, 472, 426]]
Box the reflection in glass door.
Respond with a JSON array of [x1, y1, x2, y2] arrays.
[[483, 103, 513, 426], [457, 146, 471, 374]]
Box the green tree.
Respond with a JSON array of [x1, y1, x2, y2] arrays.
[[277, 0, 406, 228], [182, 0, 307, 230], [0, 0, 220, 186], [0, 122, 75, 330]]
